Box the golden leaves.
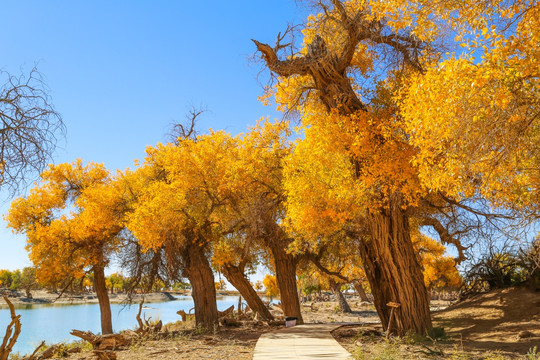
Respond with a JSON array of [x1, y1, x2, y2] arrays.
[[401, 4, 540, 211], [125, 119, 292, 261], [412, 233, 462, 290], [5, 160, 124, 285]]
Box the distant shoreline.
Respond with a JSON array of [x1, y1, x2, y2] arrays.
[[0, 289, 244, 306]]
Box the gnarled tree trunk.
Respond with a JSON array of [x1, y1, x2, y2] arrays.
[[181, 243, 218, 330], [221, 264, 274, 321], [329, 278, 352, 313], [353, 280, 370, 302], [358, 202, 432, 335], [270, 243, 303, 324], [93, 265, 113, 335], [254, 22, 432, 334]]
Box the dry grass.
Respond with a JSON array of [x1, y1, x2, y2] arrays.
[[58, 286, 540, 359]]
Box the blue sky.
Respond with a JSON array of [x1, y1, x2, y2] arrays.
[[0, 1, 305, 271]]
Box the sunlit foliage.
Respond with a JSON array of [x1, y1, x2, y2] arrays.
[[6, 160, 124, 286]]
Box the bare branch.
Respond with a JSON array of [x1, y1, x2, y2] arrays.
[[0, 67, 65, 194], [253, 1, 429, 115], [0, 295, 22, 360], [251, 39, 312, 78], [420, 216, 469, 263], [169, 106, 206, 143], [306, 251, 351, 282]]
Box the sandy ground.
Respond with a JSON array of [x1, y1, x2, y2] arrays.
[[335, 286, 540, 359], [7, 286, 540, 359]]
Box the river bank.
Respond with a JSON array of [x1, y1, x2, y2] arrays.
[[0, 294, 243, 355], [25, 287, 538, 360], [0, 290, 244, 306], [0, 290, 179, 306]]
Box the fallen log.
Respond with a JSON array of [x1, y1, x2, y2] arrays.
[[218, 305, 234, 317], [24, 340, 45, 360], [70, 330, 131, 351], [36, 344, 60, 359]]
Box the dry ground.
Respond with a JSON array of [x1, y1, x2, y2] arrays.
[[27, 286, 540, 359], [115, 325, 267, 360], [335, 286, 540, 360]]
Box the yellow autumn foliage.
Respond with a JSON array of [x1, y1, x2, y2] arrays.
[[401, 1, 540, 212], [5, 160, 124, 286], [412, 233, 463, 291]]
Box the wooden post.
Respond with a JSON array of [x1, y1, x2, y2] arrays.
[[386, 302, 401, 338]]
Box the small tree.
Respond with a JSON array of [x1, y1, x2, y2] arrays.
[[20, 267, 38, 298], [8, 270, 21, 291], [215, 280, 227, 291], [107, 273, 124, 294], [519, 238, 540, 291], [0, 270, 12, 290], [6, 160, 125, 334], [412, 233, 462, 292], [263, 274, 279, 300]]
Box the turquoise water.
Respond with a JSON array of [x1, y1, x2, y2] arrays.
[[0, 295, 239, 355]]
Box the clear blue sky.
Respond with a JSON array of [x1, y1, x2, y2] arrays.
[[0, 1, 305, 270]]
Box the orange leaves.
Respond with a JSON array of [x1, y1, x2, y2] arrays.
[[283, 118, 358, 239], [5, 160, 124, 286], [401, 3, 540, 212], [412, 233, 462, 290], [263, 274, 280, 297], [211, 241, 238, 268], [124, 118, 292, 275]]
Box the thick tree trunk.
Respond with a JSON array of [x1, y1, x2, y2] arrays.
[[329, 279, 352, 313], [254, 20, 430, 335], [358, 203, 432, 335], [353, 280, 370, 302], [182, 243, 218, 330], [222, 264, 274, 321], [93, 266, 113, 335], [270, 244, 303, 324]]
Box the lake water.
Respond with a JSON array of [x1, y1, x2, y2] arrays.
[[0, 295, 240, 355]]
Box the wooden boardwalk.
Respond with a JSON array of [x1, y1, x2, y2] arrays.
[[252, 324, 353, 359]]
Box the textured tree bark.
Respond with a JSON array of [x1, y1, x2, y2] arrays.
[[353, 280, 370, 302], [358, 202, 432, 335], [270, 243, 303, 324], [329, 279, 352, 313], [253, 11, 431, 333], [222, 264, 274, 321], [182, 243, 218, 330], [93, 266, 113, 335]]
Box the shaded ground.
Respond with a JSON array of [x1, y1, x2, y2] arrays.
[[334, 286, 540, 359], [434, 286, 540, 355], [300, 299, 380, 325]]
